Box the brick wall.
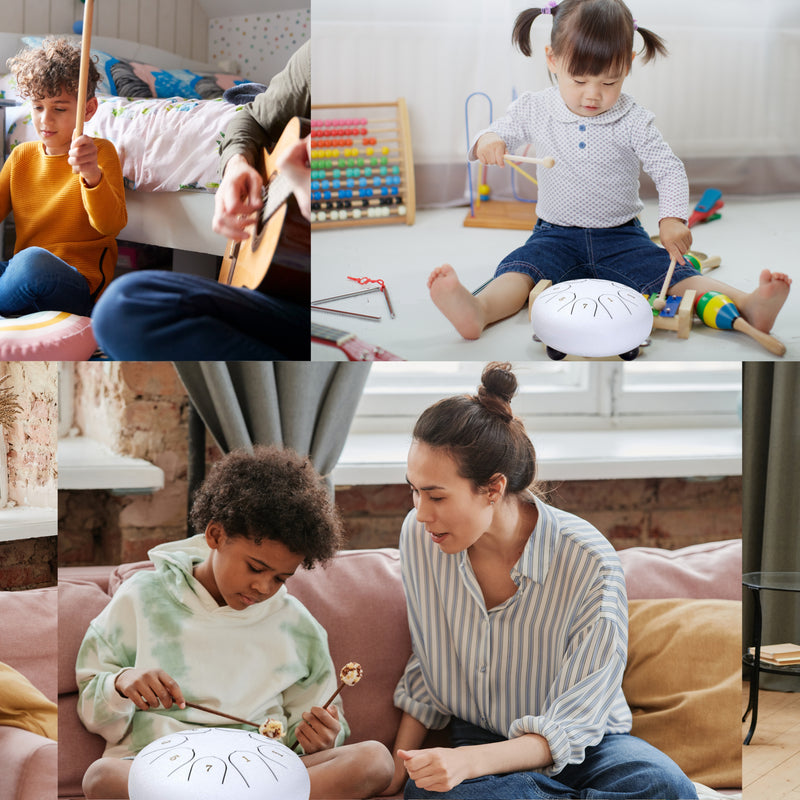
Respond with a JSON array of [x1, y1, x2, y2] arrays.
[[0, 536, 57, 590], [59, 363, 741, 566], [59, 362, 194, 566], [2, 362, 57, 508], [0, 363, 57, 590], [336, 476, 742, 551]]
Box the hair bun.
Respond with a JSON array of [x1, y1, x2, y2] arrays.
[[477, 362, 517, 421]]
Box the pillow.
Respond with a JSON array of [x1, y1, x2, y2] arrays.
[[19, 37, 247, 99], [0, 311, 96, 360], [108, 58, 248, 100], [619, 539, 742, 601], [0, 661, 57, 739], [623, 598, 742, 788], [57, 580, 111, 695]]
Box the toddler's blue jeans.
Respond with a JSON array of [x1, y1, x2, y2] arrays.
[[0, 247, 93, 316], [495, 218, 698, 295], [92, 270, 309, 360], [404, 719, 699, 800]]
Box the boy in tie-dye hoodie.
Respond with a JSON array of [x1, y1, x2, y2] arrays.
[[76, 446, 393, 799]]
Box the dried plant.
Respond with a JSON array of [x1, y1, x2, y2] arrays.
[[0, 374, 22, 428]]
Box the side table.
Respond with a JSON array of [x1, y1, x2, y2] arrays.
[[742, 571, 800, 744]]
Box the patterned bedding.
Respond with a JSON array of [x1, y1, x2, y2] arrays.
[[2, 75, 243, 193]]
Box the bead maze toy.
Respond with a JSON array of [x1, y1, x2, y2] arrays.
[[310, 100, 415, 229], [464, 92, 548, 231]]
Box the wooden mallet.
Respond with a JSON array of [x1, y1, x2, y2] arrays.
[[504, 153, 555, 168], [74, 0, 95, 139], [653, 257, 677, 311]]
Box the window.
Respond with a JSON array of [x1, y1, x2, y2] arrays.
[[350, 361, 742, 434]]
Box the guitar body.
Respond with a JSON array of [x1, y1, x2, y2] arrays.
[[218, 116, 310, 302]]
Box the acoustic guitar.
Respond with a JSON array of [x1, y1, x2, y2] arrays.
[[311, 322, 404, 361], [218, 116, 310, 302]]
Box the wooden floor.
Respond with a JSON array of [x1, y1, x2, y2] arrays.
[[742, 682, 800, 799]]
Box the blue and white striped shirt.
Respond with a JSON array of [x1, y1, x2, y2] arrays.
[[393, 495, 632, 777]]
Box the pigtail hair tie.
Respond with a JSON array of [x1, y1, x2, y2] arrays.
[[633, 18, 639, 30], [542, 1, 557, 14]]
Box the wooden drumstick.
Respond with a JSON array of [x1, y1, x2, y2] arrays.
[[74, 0, 95, 138], [183, 701, 260, 728], [653, 257, 677, 311], [504, 154, 555, 168]]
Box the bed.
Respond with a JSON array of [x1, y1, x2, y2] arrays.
[[0, 32, 255, 262], [0, 32, 266, 357]]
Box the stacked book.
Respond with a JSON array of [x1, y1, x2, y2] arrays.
[[749, 643, 800, 665]]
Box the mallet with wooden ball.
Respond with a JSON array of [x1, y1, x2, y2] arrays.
[[504, 153, 556, 169], [696, 291, 786, 356], [182, 701, 286, 740], [652, 257, 677, 311], [291, 662, 363, 752]]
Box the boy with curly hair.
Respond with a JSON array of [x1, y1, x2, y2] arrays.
[[76, 446, 393, 799], [0, 37, 126, 315]]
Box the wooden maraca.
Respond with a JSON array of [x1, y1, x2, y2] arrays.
[[696, 291, 786, 356]]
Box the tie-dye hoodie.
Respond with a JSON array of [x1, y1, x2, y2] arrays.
[[76, 534, 347, 757]]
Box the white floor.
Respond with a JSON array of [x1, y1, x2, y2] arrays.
[[311, 196, 800, 362]]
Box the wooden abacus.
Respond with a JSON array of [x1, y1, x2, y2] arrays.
[[310, 99, 416, 230]]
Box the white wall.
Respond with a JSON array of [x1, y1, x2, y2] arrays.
[[4, 0, 209, 62], [208, 7, 308, 82], [313, 0, 800, 190]]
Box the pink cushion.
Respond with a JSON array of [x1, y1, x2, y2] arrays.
[[57, 581, 112, 695], [58, 691, 106, 799], [0, 311, 96, 360], [0, 725, 57, 800], [619, 539, 741, 600], [0, 586, 57, 702], [286, 548, 412, 751]]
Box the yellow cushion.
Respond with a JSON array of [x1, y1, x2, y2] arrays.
[[0, 661, 57, 740], [623, 598, 741, 788]]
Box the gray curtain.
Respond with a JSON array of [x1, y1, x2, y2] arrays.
[[173, 361, 371, 486], [742, 361, 800, 690]]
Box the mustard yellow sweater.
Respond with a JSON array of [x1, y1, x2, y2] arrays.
[[0, 139, 127, 298]]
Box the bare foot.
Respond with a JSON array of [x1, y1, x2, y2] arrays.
[[739, 270, 792, 332], [428, 264, 486, 339]]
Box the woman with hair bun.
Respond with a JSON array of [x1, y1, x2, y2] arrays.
[[384, 363, 697, 799]]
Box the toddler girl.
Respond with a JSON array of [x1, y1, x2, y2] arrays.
[[430, 0, 790, 341]]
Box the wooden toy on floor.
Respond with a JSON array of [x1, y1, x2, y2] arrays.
[[310, 99, 415, 229], [648, 290, 697, 339], [696, 291, 786, 356]]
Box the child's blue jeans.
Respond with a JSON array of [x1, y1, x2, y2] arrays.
[[404, 719, 698, 800], [0, 247, 93, 316], [495, 218, 698, 295], [91, 270, 309, 360]]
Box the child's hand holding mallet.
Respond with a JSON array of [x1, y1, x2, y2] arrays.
[[69, 134, 103, 188], [114, 667, 186, 712]]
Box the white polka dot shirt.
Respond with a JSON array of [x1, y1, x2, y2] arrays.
[[470, 87, 689, 228]]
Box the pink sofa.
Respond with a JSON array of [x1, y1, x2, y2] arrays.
[[57, 539, 743, 799], [0, 586, 58, 800]]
